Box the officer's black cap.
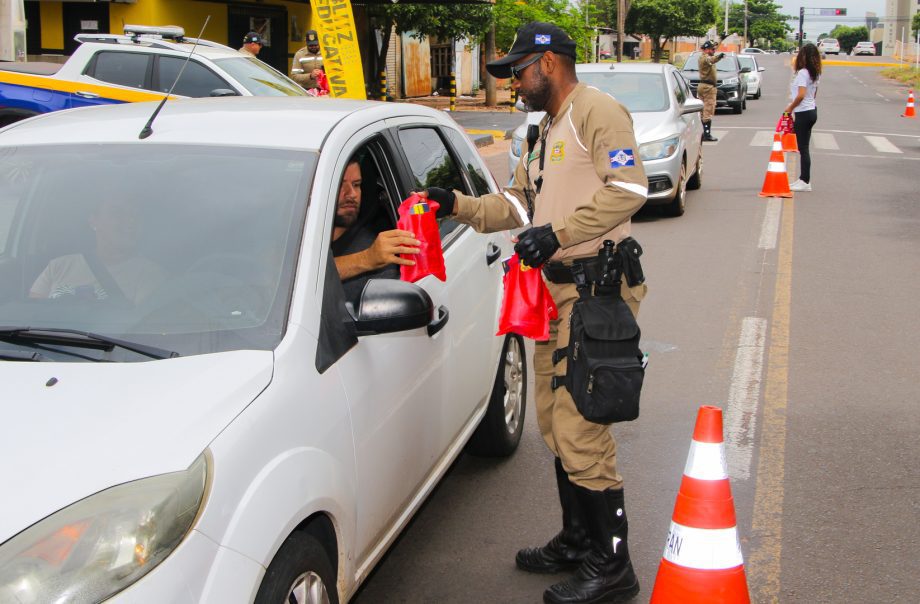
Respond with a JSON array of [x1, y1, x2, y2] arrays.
[[701, 40, 716, 50], [243, 32, 263, 45], [486, 22, 577, 79], [306, 30, 319, 44]]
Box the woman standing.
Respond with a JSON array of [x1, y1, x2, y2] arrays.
[[785, 43, 822, 192]]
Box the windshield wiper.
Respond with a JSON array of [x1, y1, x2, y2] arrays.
[[0, 327, 179, 360]]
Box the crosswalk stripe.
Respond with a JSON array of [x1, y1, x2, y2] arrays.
[[751, 131, 775, 146], [710, 130, 728, 141], [864, 136, 902, 154], [812, 133, 838, 150]]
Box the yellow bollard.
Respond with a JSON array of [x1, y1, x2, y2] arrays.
[[510, 88, 517, 113], [449, 72, 457, 112], [379, 71, 387, 101]]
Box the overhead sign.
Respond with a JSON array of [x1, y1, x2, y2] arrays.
[[310, 0, 367, 99]]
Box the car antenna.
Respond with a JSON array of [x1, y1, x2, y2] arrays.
[[138, 16, 210, 140]]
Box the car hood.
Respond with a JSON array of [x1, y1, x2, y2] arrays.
[[515, 108, 678, 150], [0, 351, 273, 543]]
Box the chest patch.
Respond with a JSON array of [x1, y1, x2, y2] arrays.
[[609, 148, 635, 167], [550, 141, 565, 163]]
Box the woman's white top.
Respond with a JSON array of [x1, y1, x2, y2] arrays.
[[789, 68, 818, 112]]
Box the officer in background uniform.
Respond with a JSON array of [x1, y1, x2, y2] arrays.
[[420, 21, 647, 604], [291, 30, 324, 91], [697, 40, 724, 141], [239, 32, 263, 58]]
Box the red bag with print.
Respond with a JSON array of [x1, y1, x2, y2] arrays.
[[397, 193, 446, 283], [496, 253, 558, 341], [776, 112, 794, 134]]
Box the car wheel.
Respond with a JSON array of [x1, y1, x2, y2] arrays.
[[466, 333, 527, 457], [753, 89, 761, 100], [732, 101, 743, 114], [255, 532, 338, 604], [742, 96, 747, 110], [663, 159, 687, 217], [687, 151, 702, 190]]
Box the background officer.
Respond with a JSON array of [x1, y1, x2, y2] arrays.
[[420, 21, 648, 604], [697, 40, 724, 141], [292, 30, 324, 91], [239, 32, 263, 58]]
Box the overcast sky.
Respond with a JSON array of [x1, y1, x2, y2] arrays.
[[730, 0, 887, 40]]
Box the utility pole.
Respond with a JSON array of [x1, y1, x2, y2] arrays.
[[485, 24, 496, 106], [798, 6, 804, 49], [724, 0, 730, 38], [617, 0, 626, 62], [743, 0, 748, 48]]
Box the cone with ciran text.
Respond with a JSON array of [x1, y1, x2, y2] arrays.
[[901, 89, 915, 118], [758, 133, 792, 198], [649, 405, 750, 603]]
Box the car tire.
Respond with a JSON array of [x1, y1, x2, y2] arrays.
[[742, 96, 747, 110], [255, 532, 338, 604], [663, 158, 687, 217], [732, 101, 743, 114], [687, 151, 702, 190], [754, 89, 761, 100], [466, 333, 527, 457]]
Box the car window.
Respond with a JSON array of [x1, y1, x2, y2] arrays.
[[156, 56, 232, 96], [670, 70, 686, 104], [396, 127, 467, 239], [737, 56, 755, 70], [88, 51, 150, 89], [443, 127, 491, 196], [213, 57, 307, 97], [674, 71, 691, 101]]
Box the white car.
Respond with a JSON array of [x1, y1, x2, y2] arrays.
[[818, 38, 841, 55], [509, 63, 704, 216], [852, 41, 876, 56], [740, 47, 767, 55], [0, 98, 526, 603], [737, 54, 765, 99]]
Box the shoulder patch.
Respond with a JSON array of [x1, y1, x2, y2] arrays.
[[609, 149, 635, 167]]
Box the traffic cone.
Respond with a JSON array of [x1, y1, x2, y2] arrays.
[[649, 406, 750, 603], [758, 133, 792, 198], [781, 131, 798, 153], [902, 89, 916, 118]]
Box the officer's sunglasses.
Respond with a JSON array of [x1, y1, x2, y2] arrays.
[[510, 53, 545, 80]]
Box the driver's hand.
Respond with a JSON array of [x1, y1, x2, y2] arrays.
[[369, 229, 420, 268]]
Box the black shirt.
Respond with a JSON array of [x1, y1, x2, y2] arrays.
[[331, 225, 400, 305]]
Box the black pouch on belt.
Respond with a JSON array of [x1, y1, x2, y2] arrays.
[[551, 242, 645, 424]]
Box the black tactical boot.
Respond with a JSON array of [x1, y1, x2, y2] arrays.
[[702, 121, 718, 142], [516, 458, 592, 573], [543, 487, 639, 604]]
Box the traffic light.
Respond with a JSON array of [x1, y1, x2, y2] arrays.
[[794, 32, 800, 41], [835, 8, 847, 15]]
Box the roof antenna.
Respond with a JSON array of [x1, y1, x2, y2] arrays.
[[138, 16, 210, 140]]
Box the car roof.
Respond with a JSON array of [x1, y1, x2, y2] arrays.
[[0, 97, 453, 150]]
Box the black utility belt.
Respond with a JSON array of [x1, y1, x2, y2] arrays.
[[542, 258, 605, 284], [699, 80, 717, 86]]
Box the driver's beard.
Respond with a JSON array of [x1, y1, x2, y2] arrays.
[[521, 64, 552, 112], [334, 213, 355, 228]]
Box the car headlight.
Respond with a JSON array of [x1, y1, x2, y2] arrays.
[[0, 452, 210, 603], [639, 136, 680, 161], [510, 134, 524, 159], [723, 77, 739, 86]]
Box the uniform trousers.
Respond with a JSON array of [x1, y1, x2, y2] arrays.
[[697, 84, 717, 122], [534, 278, 645, 491]]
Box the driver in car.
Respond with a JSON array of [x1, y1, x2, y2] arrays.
[[331, 157, 420, 303], [30, 197, 165, 305]]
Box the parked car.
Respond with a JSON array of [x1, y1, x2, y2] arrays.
[[741, 47, 767, 54], [681, 51, 749, 114], [0, 24, 306, 127], [818, 38, 841, 55], [599, 49, 612, 59], [0, 97, 526, 603], [852, 41, 876, 56], [509, 63, 704, 216], [737, 54, 765, 99]]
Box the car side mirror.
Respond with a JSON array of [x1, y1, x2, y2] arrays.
[[210, 88, 240, 97], [350, 279, 434, 336], [682, 98, 704, 114], [740, 67, 751, 73], [759, 67, 766, 72]]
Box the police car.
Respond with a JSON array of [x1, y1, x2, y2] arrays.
[[0, 25, 306, 127], [0, 97, 525, 603]]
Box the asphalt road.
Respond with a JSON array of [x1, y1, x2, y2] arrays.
[[353, 56, 920, 603]]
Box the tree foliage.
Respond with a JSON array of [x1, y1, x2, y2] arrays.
[[913, 12, 920, 37], [626, 0, 718, 61], [726, 0, 790, 48], [828, 25, 870, 53], [492, 0, 599, 63]]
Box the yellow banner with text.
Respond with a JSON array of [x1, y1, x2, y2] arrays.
[[310, 0, 366, 99]]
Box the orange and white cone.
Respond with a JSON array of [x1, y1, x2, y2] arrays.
[[781, 131, 798, 153], [902, 89, 916, 118], [758, 132, 792, 198], [650, 405, 750, 603]]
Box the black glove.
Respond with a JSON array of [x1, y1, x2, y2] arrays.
[[514, 224, 560, 267], [425, 187, 455, 218]]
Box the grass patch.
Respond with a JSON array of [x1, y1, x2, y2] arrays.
[[881, 65, 920, 88]]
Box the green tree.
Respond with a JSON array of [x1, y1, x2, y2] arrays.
[[492, 0, 598, 63], [726, 0, 791, 49], [913, 12, 920, 37], [828, 25, 870, 53], [626, 0, 718, 62]]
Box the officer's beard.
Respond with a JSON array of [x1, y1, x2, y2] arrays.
[[520, 64, 552, 113]]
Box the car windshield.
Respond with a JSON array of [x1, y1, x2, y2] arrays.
[[578, 72, 669, 112], [214, 57, 307, 96], [0, 144, 314, 361], [682, 54, 739, 73], [737, 56, 756, 70]]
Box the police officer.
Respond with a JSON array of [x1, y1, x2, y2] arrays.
[[420, 22, 647, 604], [697, 40, 724, 141], [239, 32, 263, 58], [292, 30, 324, 91]]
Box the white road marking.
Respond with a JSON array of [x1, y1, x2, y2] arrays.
[[758, 198, 782, 250], [865, 136, 903, 153], [751, 130, 776, 146], [812, 133, 839, 150], [709, 130, 728, 141], [724, 317, 767, 480]]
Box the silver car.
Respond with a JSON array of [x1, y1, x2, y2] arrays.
[[509, 63, 704, 216], [737, 54, 765, 99]]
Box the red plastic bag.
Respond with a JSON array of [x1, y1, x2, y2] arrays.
[[496, 254, 558, 341], [775, 112, 794, 134], [397, 193, 446, 283]]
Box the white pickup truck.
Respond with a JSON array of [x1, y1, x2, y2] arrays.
[[0, 25, 305, 127]]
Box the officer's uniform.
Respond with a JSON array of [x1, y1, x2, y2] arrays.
[[292, 30, 324, 91], [451, 82, 647, 490], [697, 44, 724, 140]]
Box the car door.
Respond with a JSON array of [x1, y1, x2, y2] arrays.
[[387, 119, 512, 451]]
